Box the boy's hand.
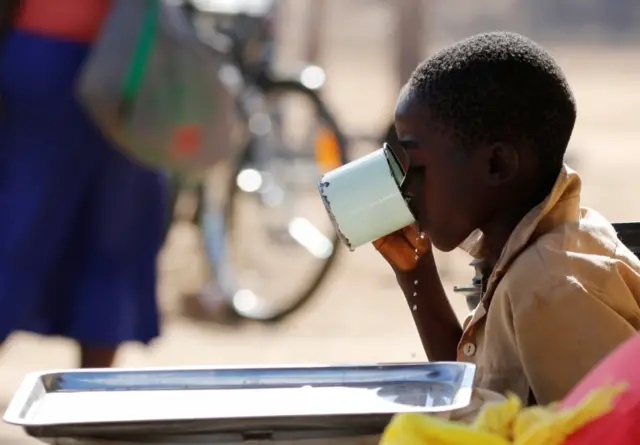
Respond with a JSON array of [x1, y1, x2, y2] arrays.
[[373, 224, 431, 272]]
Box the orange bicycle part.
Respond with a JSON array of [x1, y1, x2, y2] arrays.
[[314, 126, 342, 172]]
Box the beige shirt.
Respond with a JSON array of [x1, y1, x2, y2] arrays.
[[456, 166, 640, 405]]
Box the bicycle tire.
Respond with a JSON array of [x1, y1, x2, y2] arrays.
[[206, 79, 350, 323]]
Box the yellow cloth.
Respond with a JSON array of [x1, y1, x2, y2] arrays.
[[379, 384, 625, 445]]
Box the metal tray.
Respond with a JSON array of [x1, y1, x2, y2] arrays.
[[3, 362, 475, 441]]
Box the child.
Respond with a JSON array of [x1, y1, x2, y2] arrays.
[[374, 31, 640, 405]]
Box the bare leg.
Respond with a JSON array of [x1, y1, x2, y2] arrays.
[[0, 341, 116, 368], [181, 281, 240, 325], [79, 345, 118, 369]]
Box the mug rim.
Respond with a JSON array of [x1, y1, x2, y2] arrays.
[[382, 142, 410, 187]]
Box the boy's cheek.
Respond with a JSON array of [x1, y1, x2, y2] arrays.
[[402, 171, 423, 202]]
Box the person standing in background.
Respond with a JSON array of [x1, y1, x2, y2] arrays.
[[0, 0, 165, 368]]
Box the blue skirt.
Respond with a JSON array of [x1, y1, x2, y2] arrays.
[[0, 30, 164, 346]]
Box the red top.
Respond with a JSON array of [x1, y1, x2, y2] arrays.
[[14, 0, 112, 43]]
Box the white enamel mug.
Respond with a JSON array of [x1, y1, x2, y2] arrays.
[[318, 143, 415, 250]]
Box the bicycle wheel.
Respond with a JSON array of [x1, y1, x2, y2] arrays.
[[201, 79, 349, 323]]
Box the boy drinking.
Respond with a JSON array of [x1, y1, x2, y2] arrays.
[[375, 31, 640, 405]]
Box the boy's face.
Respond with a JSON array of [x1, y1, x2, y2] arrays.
[[393, 96, 494, 252]]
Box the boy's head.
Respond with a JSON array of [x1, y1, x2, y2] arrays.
[[395, 31, 576, 252]]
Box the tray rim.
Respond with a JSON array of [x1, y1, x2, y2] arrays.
[[3, 361, 475, 429]]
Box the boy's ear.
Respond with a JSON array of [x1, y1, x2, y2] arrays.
[[485, 142, 519, 186]]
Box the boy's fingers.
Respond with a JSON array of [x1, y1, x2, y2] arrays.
[[374, 231, 421, 271], [403, 224, 430, 253], [373, 231, 406, 253]]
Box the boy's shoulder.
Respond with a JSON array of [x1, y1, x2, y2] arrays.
[[500, 208, 640, 310]]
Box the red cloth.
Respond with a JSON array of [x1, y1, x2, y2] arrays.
[[14, 0, 112, 43], [561, 334, 640, 445]]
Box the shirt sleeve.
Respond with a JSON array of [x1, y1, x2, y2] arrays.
[[512, 280, 637, 405]]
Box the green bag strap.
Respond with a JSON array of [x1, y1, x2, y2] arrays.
[[122, 0, 160, 105]]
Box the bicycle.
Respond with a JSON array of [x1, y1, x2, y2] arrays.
[[169, 0, 350, 323]]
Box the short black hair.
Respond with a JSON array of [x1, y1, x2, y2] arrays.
[[404, 31, 576, 187]]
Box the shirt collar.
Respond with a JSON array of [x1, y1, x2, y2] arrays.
[[459, 164, 582, 271]]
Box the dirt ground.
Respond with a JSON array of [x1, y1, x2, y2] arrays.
[[1, 3, 639, 443]]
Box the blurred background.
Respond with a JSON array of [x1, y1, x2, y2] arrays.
[[2, 0, 639, 442]]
